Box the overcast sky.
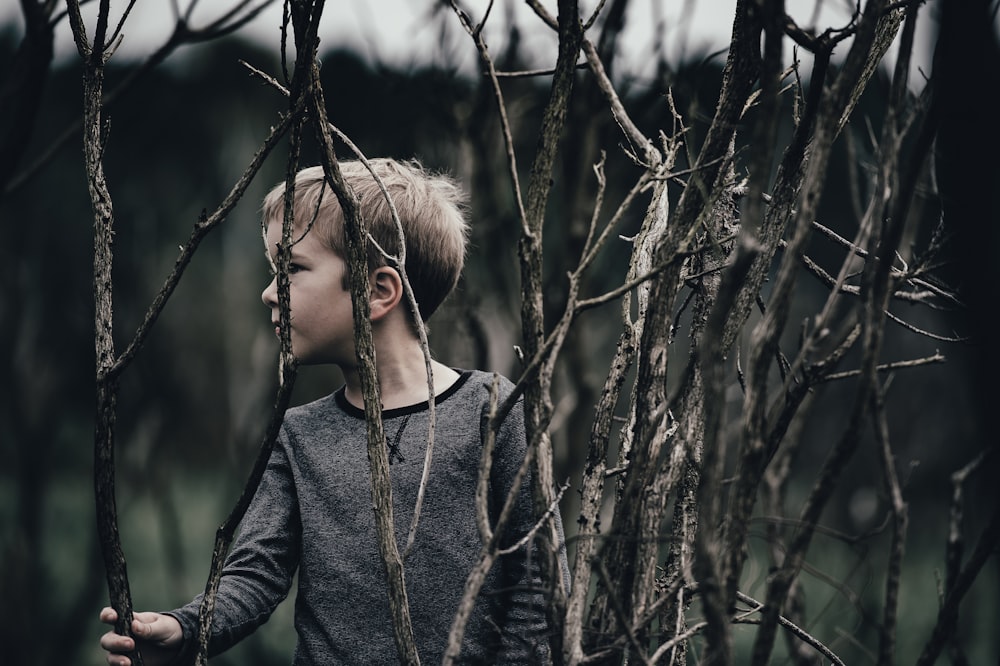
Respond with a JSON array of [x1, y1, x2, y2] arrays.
[[1, 0, 939, 80]]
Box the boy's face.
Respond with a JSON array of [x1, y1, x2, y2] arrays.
[[261, 221, 355, 366]]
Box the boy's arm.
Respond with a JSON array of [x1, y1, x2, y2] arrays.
[[165, 434, 302, 660]]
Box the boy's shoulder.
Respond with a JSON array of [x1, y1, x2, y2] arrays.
[[280, 392, 343, 434], [463, 368, 517, 403], [437, 368, 520, 410]]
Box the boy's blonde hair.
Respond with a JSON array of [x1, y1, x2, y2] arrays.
[[262, 158, 469, 320]]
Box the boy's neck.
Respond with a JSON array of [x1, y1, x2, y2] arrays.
[[341, 340, 460, 411]]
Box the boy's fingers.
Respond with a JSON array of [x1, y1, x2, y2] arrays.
[[101, 609, 157, 638], [100, 630, 135, 653], [133, 611, 163, 624]]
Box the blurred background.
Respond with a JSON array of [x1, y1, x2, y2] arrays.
[[0, 1, 996, 664]]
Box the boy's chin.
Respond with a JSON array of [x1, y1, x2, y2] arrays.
[[291, 353, 331, 366]]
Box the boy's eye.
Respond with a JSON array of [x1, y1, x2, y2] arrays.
[[269, 263, 303, 276]]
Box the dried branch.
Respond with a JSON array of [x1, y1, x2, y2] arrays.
[[735, 591, 846, 666], [499, 483, 569, 556], [915, 452, 1000, 666], [321, 128, 440, 560], [444, 398, 536, 664], [798, 219, 963, 309], [69, 0, 144, 661], [190, 6, 305, 666], [593, 559, 653, 666], [561, 161, 680, 666], [588, 179, 676, 658], [508, 2, 585, 659], [580, 38, 659, 167], [307, 21, 423, 666], [447, 0, 529, 232], [750, 132, 897, 666], [493, 62, 588, 78], [872, 380, 908, 666]]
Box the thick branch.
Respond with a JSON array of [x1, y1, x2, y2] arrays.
[[303, 5, 419, 656]]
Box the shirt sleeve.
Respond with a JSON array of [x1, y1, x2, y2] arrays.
[[165, 433, 302, 662]]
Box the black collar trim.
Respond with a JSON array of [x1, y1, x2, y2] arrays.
[[333, 369, 472, 420]]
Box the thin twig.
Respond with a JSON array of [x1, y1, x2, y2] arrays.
[[735, 591, 847, 666], [498, 483, 569, 556], [873, 380, 908, 665], [820, 352, 945, 382], [447, 0, 529, 234]]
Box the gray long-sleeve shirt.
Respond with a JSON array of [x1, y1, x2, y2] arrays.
[[168, 370, 563, 664]]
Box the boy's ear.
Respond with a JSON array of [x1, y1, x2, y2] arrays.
[[369, 266, 404, 321]]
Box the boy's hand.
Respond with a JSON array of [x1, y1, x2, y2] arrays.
[[99, 607, 183, 666]]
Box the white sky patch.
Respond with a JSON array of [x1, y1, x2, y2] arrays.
[[0, 1, 946, 83]]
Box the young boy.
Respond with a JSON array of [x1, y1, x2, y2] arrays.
[[100, 159, 566, 665]]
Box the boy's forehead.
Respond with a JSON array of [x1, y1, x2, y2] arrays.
[[265, 209, 298, 228], [265, 219, 300, 255], [265, 215, 309, 237], [263, 218, 334, 262]]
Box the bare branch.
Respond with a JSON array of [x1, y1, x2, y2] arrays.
[[447, 0, 529, 233], [735, 591, 847, 666], [873, 380, 908, 666], [915, 452, 1000, 666]]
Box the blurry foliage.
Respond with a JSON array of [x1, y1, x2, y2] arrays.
[[0, 6, 996, 665]]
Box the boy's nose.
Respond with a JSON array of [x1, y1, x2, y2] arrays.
[[262, 276, 278, 307]]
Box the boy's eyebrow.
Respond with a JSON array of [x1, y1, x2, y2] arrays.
[[267, 243, 307, 268]]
